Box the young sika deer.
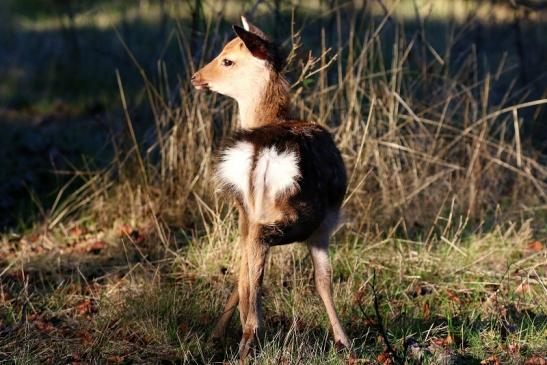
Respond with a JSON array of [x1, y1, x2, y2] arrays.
[[191, 17, 350, 360]]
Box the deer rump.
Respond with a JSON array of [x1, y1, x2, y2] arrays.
[[216, 121, 347, 246]]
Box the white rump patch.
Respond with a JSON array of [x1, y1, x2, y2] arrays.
[[253, 147, 300, 200], [216, 142, 254, 198], [216, 143, 300, 220], [252, 146, 300, 221]]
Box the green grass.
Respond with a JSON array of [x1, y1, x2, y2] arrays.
[[0, 220, 545, 363]]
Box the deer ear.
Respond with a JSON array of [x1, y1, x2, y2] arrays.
[[240, 16, 270, 41], [233, 25, 284, 71], [233, 25, 270, 61]]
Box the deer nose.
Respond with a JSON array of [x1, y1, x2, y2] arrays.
[[191, 72, 208, 89]]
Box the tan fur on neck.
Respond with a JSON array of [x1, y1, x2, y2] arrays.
[[239, 72, 291, 129]]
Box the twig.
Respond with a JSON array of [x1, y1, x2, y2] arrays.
[[357, 270, 406, 364]]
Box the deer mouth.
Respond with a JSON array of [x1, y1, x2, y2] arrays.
[[191, 80, 210, 90]]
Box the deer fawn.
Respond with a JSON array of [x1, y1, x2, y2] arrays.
[[191, 17, 350, 361]]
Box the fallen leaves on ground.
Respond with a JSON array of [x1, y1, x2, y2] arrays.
[[347, 353, 372, 364], [422, 301, 430, 319], [515, 281, 531, 294], [70, 226, 87, 238], [178, 322, 189, 333], [33, 318, 55, 334], [445, 289, 463, 304], [525, 356, 547, 365], [76, 330, 93, 346], [107, 355, 125, 364], [84, 241, 106, 254], [119, 224, 146, 244], [506, 342, 521, 354], [75, 299, 97, 316], [431, 334, 454, 347], [377, 350, 394, 365], [526, 241, 544, 252], [481, 355, 501, 365]]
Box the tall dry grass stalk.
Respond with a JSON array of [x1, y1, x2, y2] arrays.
[[65, 6, 546, 247]]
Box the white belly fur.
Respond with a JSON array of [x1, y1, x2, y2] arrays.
[[216, 141, 300, 222]]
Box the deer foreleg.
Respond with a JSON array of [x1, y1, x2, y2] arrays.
[[211, 207, 249, 341], [239, 225, 268, 362]]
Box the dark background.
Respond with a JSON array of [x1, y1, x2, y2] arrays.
[[1, 0, 546, 231]]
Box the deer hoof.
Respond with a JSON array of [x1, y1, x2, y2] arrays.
[[335, 339, 351, 352], [238, 324, 258, 361]]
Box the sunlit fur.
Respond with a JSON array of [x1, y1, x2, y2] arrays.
[[191, 33, 290, 129]]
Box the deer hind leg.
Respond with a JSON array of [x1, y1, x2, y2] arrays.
[[307, 223, 350, 350], [210, 285, 239, 342], [239, 224, 268, 362]]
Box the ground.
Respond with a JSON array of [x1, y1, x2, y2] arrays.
[[1, 217, 546, 364]]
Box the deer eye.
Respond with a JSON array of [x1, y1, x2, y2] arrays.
[[222, 58, 234, 67]]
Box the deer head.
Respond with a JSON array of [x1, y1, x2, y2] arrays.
[[191, 17, 283, 100]]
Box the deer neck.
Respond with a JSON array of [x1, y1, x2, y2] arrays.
[[237, 73, 291, 129]]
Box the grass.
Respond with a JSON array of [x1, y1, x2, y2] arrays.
[[1, 0, 547, 364], [1, 220, 545, 363]]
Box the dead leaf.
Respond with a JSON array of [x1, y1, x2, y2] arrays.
[[34, 319, 55, 333], [430, 334, 454, 347], [29, 233, 41, 243], [107, 355, 124, 364], [76, 330, 93, 346], [70, 226, 87, 238], [119, 224, 133, 236], [179, 323, 189, 333], [68, 353, 83, 364], [377, 350, 393, 365], [481, 355, 501, 365], [445, 289, 462, 304], [515, 281, 531, 294], [86, 241, 106, 254], [85, 282, 101, 296], [422, 301, 430, 319], [75, 299, 97, 316], [347, 354, 371, 365], [524, 356, 547, 365], [527, 241, 544, 252], [346, 354, 358, 365]]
